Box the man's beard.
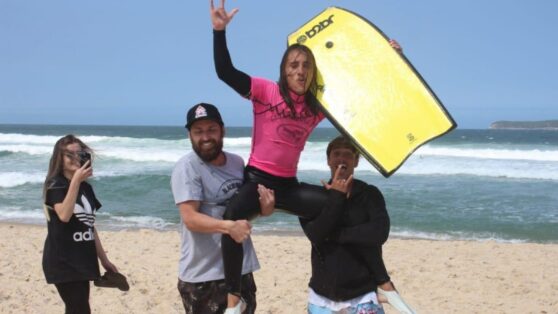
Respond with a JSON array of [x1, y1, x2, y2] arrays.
[[192, 139, 223, 162]]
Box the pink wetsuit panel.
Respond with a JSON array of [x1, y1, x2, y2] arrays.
[[247, 77, 325, 177]]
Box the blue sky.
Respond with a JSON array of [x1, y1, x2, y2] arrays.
[[1, 0, 557, 129]]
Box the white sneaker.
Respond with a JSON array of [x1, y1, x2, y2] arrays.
[[223, 299, 246, 314], [377, 288, 416, 314]]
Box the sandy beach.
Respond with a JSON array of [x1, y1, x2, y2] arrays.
[[0, 222, 556, 313]]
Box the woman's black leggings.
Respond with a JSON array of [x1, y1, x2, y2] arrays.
[[222, 166, 328, 294], [54, 280, 91, 314]]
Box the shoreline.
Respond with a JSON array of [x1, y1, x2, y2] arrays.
[[4, 220, 556, 244], [1, 222, 557, 313]]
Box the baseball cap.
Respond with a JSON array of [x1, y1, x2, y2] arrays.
[[185, 103, 224, 130]]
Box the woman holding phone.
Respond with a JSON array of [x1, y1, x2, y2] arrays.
[[42, 134, 118, 314]]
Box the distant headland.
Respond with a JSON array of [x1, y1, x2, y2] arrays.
[[490, 120, 558, 130]]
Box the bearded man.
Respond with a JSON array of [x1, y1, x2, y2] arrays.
[[171, 103, 274, 314]]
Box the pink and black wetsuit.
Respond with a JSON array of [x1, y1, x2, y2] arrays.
[[213, 29, 391, 298], [214, 29, 334, 294], [248, 76, 325, 177]]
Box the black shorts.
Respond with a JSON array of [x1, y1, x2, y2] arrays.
[[177, 273, 256, 314]]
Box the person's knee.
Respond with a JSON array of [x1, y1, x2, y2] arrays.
[[299, 183, 328, 203], [223, 197, 260, 220]]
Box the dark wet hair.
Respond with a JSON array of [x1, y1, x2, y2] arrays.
[[42, 134, 92, 200], [278, 44, 321, 117], [326, 136, 360, 159]]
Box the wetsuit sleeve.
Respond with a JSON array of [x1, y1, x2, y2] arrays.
[[333, 186, 390, 247], [299, 189, 346, 244], [213, 30, 251, 97]]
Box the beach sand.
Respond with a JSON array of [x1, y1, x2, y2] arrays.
[[1, 223, 557, 313]]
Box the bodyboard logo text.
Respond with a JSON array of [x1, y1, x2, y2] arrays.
[[297, 14, 335, 44]]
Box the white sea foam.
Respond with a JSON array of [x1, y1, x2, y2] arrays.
[[0, 172, 45, 188], [390, 228, 527, 243], [0, 170, 130, 188], [252, 224, 533, 243], [224, 137, 252, 147], [98, 148, 184, 163], [0, 207, 45, 221], [3, 132, 556, 162], [416, 146, 558, 162], [0, 132, 184, 153], [0, 144, 52, 155], [97, 213, 174, 230], [2, 132, 558, 180], [0, 133, 62, 144], [395, 157, 558, 180], [0, 133, 122, 144], [2, 154, 556, 182]]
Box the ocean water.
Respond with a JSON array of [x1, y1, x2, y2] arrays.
[[1, 124, 557, 243]]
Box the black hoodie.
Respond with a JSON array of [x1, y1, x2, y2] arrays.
[[299, 179, 390, 301]]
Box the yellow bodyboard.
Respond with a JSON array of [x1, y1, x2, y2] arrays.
[[288, 7, 457, 177]]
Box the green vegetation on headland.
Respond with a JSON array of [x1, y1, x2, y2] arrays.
[[490, 120, 558, 130]]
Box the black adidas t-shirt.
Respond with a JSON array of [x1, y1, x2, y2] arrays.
[[42, 175, 102, 284]]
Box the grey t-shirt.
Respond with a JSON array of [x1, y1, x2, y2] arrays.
[[171, 151, 260, 283]]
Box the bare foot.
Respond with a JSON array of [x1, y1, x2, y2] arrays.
[[378, 281, 395, 303], [379, 281, 396, 291], [227, 293, 240, 308], [378, 293, 388, 303]]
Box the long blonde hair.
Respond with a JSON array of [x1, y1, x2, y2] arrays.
[[42, 134, 92, 200]]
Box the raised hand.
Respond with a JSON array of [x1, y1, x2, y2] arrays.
[[210, 0, 239, 31], [72, 160, 93, 183], [321, 164, 353, 195], [389, 39, 403, 53]]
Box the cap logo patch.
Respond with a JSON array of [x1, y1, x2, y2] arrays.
[[195, 105, 208, 118]]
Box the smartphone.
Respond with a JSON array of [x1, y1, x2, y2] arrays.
[[78, 151, 92, 167]]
